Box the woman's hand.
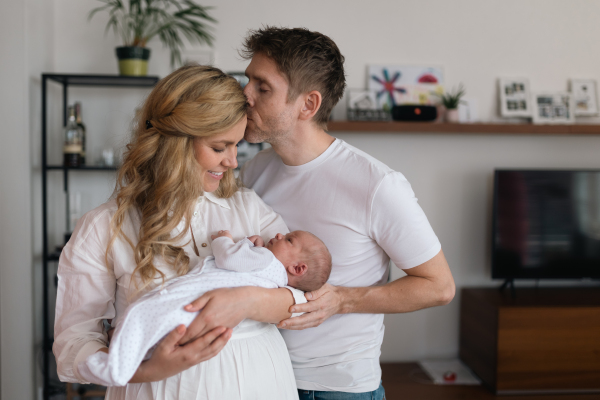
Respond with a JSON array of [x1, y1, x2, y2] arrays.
[[179, 287, 255, 344], [129, 324, 232, 383]]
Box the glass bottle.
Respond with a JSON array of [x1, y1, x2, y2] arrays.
[[63, 106, 82, 167], [75, 102, 86, 165]]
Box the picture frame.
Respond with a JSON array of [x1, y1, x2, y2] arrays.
[[531, 92, 574, 124], [346, 89, 390, 121], [348, 89, 381, 110], [499, 78, 531, 117], [368, 65, 443, 110], [569, 79, 598, 116]]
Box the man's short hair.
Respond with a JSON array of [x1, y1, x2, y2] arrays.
[[241, 26, 346, 129]]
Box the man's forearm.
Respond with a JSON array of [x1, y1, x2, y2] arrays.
[[248, 287, 294, 323], [339, 251, 455, 314], [339, 276, 453, 314]]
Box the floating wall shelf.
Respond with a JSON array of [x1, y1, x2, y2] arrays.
[[327, 121, 600, 135]]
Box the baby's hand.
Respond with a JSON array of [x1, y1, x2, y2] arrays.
[[247, 235, 265, 247], [211, 230, 233, 240]]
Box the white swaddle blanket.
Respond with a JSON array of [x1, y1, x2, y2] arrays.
[[78, 237, 289, 387]]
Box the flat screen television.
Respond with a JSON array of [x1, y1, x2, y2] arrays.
[[492, 169, 600, 280]]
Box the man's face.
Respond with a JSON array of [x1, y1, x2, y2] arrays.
[[243, 53, 298, 144]]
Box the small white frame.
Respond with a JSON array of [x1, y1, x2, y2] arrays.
[[499, 78, 532, 117], [531, 92, 574, 125], [569, 79, 598, 116]]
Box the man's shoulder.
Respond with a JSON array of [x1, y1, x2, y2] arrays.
[[331, 140, 395, 179]]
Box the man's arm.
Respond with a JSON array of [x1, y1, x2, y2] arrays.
[[279, 249, 454, 330]]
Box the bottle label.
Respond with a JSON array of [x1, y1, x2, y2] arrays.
[[64, 144, 82, 153]]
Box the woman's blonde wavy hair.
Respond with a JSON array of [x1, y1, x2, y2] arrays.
[[108, 65, 247, 292]]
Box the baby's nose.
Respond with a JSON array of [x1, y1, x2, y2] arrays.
[[275, 233, 284, 240]]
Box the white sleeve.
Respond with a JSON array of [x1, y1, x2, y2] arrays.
[[53, 210, 116, 384], [370, 172, 442, 269], [282, 286, 308, 317], [212, 237, 274, 272]]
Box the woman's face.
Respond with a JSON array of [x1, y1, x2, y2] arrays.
[[193, 116, 247, 192]]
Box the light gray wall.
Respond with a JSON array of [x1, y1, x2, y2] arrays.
[[48, 0, 600, 364], [0, 1, 34, 399], [2, 0, 600, 397]]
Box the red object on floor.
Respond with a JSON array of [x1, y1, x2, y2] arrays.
[[443, 371, 457, 382]]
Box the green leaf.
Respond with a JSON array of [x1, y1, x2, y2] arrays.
[[90, 0, 217, 67]]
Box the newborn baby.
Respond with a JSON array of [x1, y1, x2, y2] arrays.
[[79, 230, 332, 386]]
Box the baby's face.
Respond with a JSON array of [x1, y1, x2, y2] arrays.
[[266, 231, 308, 266]]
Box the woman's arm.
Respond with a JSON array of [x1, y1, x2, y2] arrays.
[[178, 286, 294, 344], [55, 208, 232, 385], [54, 211, 118, 383]]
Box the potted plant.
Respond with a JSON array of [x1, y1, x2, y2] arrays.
[[89, 0, 216, 76], [436, 84, 466, 123]]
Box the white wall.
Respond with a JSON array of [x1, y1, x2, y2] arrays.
[[48, 0, 600, 364], [0, 0, 45, 397], [2, 0, 600, 397]]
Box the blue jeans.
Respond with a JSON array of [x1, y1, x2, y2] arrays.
[[297, 382, 385, 400]]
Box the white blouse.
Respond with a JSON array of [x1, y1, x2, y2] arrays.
[[53, 188, 299, 385]]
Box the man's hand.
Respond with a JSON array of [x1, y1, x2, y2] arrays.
[[247, 235, 265, 247], [211, 230, 233, 240], [277, 283, 345, 330], [279, 250, 454, 331]]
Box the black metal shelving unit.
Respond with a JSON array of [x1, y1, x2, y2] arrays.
[[41, 74, 160, 400]]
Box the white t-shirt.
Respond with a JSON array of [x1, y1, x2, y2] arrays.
[[242, 138, 441, 392]]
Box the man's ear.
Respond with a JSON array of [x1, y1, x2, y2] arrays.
[[299, 91, 322, 121], [288, 262, 308, 276]]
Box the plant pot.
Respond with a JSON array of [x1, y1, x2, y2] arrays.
[[116, 46, 151, 76], [445, 108, 459, 123]]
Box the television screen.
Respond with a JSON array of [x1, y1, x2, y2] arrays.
[[492, 170, 600, 280]]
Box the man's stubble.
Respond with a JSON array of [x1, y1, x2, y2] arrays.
[[245, 107, 295, 147]]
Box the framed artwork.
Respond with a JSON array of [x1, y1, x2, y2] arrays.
[[368, 65, 443, 109], [499, 78, 531, 117], [531, 92, 574, 124], [348, 89, 381, 110], [570, 79, 598, 116], [346, 89, 390, 121], [393, 84, 444, 106]]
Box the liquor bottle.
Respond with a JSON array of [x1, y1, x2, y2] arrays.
[[63, 106, 82, 167], [75, 102, 86, 164]]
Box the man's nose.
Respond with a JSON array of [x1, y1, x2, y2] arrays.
[[243, 85, 254, 107]]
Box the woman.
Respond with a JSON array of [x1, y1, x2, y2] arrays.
[[53, 65, 301, 399]]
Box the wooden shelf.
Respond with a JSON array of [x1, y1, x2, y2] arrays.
[[327, 121, 600, 135]]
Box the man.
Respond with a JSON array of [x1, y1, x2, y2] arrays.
[[240, 27, 455, 399]]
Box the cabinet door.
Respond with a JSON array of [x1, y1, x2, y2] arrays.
[[497, 307, 600, 391]]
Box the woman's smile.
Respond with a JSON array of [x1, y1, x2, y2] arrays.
[[193, 116, 247, 192]]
